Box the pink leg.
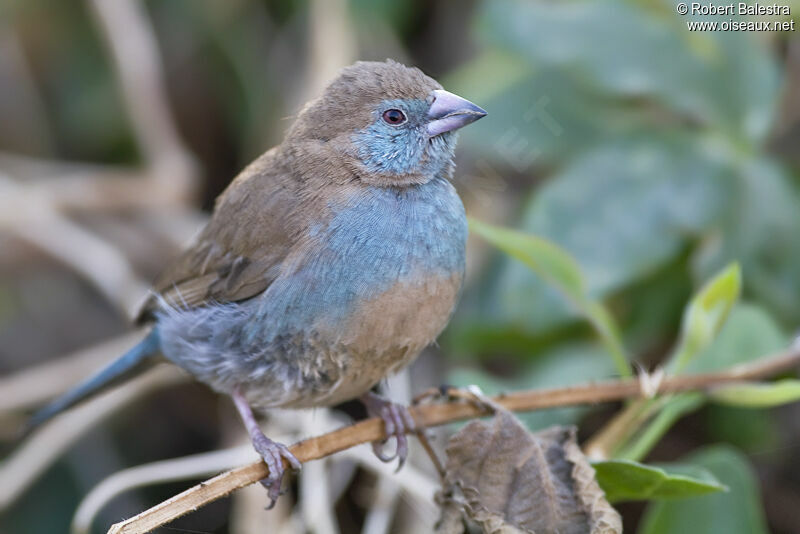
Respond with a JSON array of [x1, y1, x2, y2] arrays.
[[232, 388, 301, 508], [360, 391, 417, 471]]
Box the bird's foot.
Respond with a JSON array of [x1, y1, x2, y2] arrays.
[[360, 391, 416, 471], [251, 432, 302, 508], [232, 387, 301, 508]]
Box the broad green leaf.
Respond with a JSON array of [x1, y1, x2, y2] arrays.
[[469, 219, 629, 375], [478, 0, 780, 143], [484, 139, 729, 339], [451, 66, 626, 165], [520, 141, 728, 296], [709, 380, 800, 408], [669, 263, 741, 373], [593, 459, 726, 503], [685, 303, 787, 374], [639, 446, 768, 534], [692, 157, 800, 324]]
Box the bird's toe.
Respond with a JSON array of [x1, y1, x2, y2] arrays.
[[361, 392, 417, 470]]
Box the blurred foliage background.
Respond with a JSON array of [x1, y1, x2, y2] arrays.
[[1, 0, 800, 533]]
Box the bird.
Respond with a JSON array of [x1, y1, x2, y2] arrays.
[[28, 59, 486, 506]]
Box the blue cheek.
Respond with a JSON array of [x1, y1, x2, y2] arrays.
[[351, 98, 457, 178], [353, 123, 427, 175]]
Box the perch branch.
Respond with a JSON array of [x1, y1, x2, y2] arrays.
[[108, 346, 800, 534]]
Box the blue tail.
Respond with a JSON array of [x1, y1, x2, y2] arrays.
[[26, 329, 161, 431]]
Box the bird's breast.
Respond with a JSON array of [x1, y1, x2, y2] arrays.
[[256, 176, 467, 338], [219, 176, 467, 407]]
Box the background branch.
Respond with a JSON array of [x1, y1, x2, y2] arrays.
[[107, 346, 800, 534], [87, 0, 197, 204], [0, 366, 186, 511]]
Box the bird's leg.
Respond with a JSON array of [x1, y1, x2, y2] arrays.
[[232, 388, 301, 508], [360, 391, 417, 471]]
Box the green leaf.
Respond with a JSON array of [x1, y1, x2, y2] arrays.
[[452, 66, 621, 165], [669, 263, 741, 373], [693, 157, 800, 324], [709, 380, 800, 408], [639, 446, 769, 534], [483, 139, 729, 338], [469, 218, 630, 376], [478, 0, 780, 143], [469, 218, 585, 298], [593, 459, 726, 503]]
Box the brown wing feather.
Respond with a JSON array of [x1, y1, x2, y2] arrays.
[[136, 149, 300, 323]]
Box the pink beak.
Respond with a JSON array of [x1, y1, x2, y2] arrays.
[[427, 89, 487, 137]]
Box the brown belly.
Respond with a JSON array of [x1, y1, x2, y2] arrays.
[[289, 271, 462, 407], [239, 271, 463, 410]]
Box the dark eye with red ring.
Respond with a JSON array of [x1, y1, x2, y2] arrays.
[[382, 109, 406, 125]]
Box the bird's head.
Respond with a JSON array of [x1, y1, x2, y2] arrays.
[[286, 60, 486, 187]]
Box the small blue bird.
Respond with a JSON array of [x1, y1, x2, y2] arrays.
[[30, 60, 485, 504]]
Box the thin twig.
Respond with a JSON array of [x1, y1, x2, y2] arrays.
[[299, 455, 339, 534], [107, 346, 800, 534]]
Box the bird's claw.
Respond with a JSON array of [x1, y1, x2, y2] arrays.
[[252, 434, 301, 508], [362, 393, 416, 471]]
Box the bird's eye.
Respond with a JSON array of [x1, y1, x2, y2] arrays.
[[382, 109, 406, 125]]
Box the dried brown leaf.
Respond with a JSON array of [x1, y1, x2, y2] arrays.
[[436, 409, 621, 534]]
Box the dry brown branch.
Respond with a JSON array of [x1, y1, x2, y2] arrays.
[[107, 346, 800, 534]]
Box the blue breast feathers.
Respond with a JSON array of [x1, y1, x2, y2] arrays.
[[248, 176, 467, 342], [154, 175, 467, 405]]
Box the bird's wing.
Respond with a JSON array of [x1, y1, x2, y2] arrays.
[[136, 149, 300, 323]]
